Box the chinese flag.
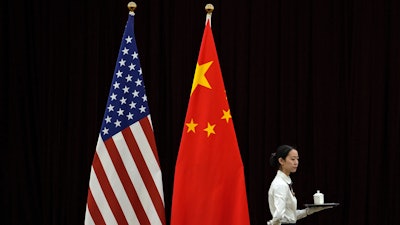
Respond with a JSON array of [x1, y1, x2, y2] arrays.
[[170, 19, 250, 225]]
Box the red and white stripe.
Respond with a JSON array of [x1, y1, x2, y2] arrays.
[[85, 115, 166, 225]]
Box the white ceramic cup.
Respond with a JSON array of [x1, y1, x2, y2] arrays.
[[313, 190, 324, 204]]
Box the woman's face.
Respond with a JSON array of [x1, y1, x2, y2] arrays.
[[279, 149, 299, 175]]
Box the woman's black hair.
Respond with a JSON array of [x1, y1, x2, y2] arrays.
[[269, 145, 295, 168]]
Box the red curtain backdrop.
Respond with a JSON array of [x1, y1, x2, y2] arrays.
[[1, 0, 399, 224]]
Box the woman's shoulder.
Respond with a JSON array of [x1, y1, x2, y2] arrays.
[[269, 179, 289, 196], [271, 176, 289, 189]]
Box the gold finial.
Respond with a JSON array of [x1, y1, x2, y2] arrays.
[[205, 4, 214, 13], [127, 2, 137, 12]]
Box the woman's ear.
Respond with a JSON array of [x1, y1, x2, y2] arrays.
[[278, 157, 285, 165]]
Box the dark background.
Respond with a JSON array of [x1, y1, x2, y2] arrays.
[[2, 0, 400, 224]]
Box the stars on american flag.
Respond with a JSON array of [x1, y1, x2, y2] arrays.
[[100, 34, 149, 139]]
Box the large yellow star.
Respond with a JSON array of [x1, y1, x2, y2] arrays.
[[221, 109, 232, 123], [186, 118, 198, 133], [203, 122, 216, 137], [191, 61, 213, 95]]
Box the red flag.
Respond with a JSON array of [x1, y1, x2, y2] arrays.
[[170, 18, 250, 225], [84, 11, 166, 225]]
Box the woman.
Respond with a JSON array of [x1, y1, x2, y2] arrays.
[[267, 145, 330, 225]]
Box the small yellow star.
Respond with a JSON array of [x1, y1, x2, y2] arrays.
[[221, 109, 232, 123], [186, 118, 198, 133], [191, 61, 213, 95], [203, 122, 216, 137]]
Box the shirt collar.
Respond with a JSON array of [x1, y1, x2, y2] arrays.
[[277, 170, 292, 184]]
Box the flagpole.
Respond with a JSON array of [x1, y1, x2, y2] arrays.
[[128, 1, 137, 15], [205, 3, 214, 26]]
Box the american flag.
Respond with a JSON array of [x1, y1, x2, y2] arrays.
[[85, 11, 166, 225]]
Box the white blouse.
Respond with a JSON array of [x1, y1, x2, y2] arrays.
[[267, 170, 307, 225]]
